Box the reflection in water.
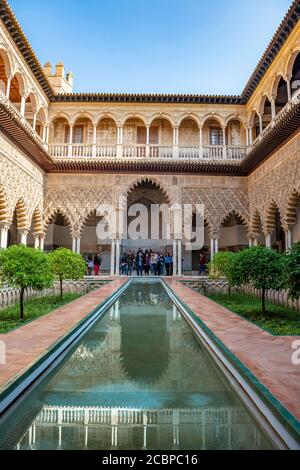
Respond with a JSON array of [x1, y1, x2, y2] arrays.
[[0, 281, 275, 450]]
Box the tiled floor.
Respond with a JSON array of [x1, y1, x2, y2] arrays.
[[166, 278, 300, 422], [0, 278, 127, 393]]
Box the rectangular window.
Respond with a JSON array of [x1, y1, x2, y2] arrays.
[[210, 127, 223, 146], [150, 127, 159, 145], [65, 125, 84, 143], [137, 126, 146, 144]]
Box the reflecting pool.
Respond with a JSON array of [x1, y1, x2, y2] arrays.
[[0, 280, 275, 450]]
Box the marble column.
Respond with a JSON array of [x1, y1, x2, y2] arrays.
[[177, 240, 182, 276], [39, 235, 45, 251], [5, 76, 11, 99], [68, 125, 73, 157], [20, 230, 28, 246], [32, 113, 37, 132], [20, 95, 26, 116], [214, 238, 219, 254], [0, 226, 9, 249], [92, 124, 97, 157], [34, 234, 40, 249], [172, 239, 177, 276], [110, 239, 116, 275], [146, 126, 150, 157], [222, 127, 227, 158], [259, 114, 263, 134], [210, 238, 215, 261], [270, 97, 276, 120], [115, 239, 121, 275], [285, 229, 292, 252], [286, 78, 292, 102]]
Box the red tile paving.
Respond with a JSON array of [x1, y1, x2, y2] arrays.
[[0, 278, 127, 393], [166, 278, 300, 422]]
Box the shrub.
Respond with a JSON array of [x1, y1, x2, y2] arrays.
[[48, 248, 86, 299], [208, 251, 236, 293], [0, 245, 53, 319], [229, 246, 285, 315], [283, 242, 300, 300]]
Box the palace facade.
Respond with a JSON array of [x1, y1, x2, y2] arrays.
[[0, 0, 299, 273]]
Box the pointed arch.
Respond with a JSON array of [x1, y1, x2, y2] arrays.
[[31, 208, 43, 233], [219, 209, 249, 232], [12, 198, 28, 230], [250, 209, 263, 235], [285, 190, 300, 227], [126, 177, 172, 204], [265, 200, 283, 234], [43, 208, 73, 233]]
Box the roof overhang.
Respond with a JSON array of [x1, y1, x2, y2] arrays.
[[0, 99, 53, 170], [47, 159, 246, 176], [241, 102, 300, 173]]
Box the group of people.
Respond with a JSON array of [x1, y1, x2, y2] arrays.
[[83, 250, 207, 277], [84, 253, 103, 276], [120, 249, 174, 276]]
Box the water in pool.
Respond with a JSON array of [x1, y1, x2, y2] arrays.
[[0, 280, 275, 450]]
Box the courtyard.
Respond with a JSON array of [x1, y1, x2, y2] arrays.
[[0, 0, 300, 457]]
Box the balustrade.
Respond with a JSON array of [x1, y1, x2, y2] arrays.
[[49, 144, 248, 162]]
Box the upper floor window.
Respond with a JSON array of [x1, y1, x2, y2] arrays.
[[65, 125, 84, 143], [210, 127, 223, 146]]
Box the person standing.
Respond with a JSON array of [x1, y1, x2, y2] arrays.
[[164, 252, 172, 276], [199, 252, 207, 276], [144, 250, 150, 275], [151, 251, 158, 275], [87, 255, 94, 276], [136, 250, 144, 276], [94, 252, 102, 276], [127, 251, 134, 276], [158, 253, 165, 275], [121, 253, 128, 275], [84, 253, 89, 275]]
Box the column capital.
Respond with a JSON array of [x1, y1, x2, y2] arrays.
[[71, 230, 81, 239], [19, 228, 29, 236], [0, 222, 10, 231]]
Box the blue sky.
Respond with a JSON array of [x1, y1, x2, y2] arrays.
[[9, 0, 292, 94]]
